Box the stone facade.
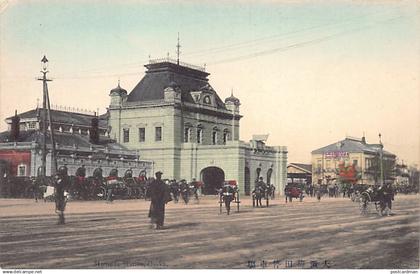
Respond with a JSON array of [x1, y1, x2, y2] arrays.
[[108, 59, 287, 195]]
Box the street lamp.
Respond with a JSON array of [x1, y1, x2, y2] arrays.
[[41, 55, 49, 72]]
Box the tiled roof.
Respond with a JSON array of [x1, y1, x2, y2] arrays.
[[127, 62, 226, 109], [311, 137, 395, 157], [0, 130, 127, 152], [6, 109, 108, 128]]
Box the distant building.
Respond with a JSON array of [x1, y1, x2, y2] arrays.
[[311, 136, 396, 185], [0, 109, 152, 178], [287, 163, 312, 185], [108, 58, 288, 195]]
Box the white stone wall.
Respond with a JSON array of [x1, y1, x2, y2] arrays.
[[108, 99, 287, 195]]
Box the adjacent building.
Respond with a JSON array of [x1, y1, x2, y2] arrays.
[[0, 109, 153, 179], [287, 163, 312, 185], [311, 136, 396, 185]]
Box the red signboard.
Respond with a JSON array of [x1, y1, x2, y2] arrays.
[[338, 162, 359, 183]]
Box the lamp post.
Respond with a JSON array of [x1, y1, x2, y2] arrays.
[[37, 56, 58, 177]]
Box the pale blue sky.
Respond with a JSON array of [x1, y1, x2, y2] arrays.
[[0, 0, 418, 165]]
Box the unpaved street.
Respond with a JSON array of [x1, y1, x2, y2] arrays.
[[0, 194, 418, 269]]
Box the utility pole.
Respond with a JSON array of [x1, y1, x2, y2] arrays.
[[37, 56, 57, 177], [379, 133, 384, 186]]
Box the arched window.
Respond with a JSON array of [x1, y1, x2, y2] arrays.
[[223, 129, 229, 144], [267, 168, 273, 184], [256, 167, 261, 182], [197, 128, 203, 144], [184, 127, 191, 143], [212, 131, 217, 145]]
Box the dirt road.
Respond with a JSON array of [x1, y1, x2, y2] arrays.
[[0, 194, 418, 269]]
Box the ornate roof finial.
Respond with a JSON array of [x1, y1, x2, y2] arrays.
[[118, 78, 120, 87]]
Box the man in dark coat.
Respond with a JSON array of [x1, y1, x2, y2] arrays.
[[55, 165, 69, 225], [148, 171, 171, 230]]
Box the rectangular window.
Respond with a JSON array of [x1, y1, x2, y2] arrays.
[[212, 131, 217, 145], [184, 127, 190, 143], [317, 160, 322, 168], [28, 122, 36, 129], [138, 128, 145, 142], [155, 127, 162, 142], [123, 129, 129, 143], [353, 159, 358, 166], [18, 165, 26, 176], [197, 128, 202, 144]]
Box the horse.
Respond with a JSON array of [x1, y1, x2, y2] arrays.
[[266, 184, 276, 200], [359, 184, 395, 216], [252, 185, 266, 207]]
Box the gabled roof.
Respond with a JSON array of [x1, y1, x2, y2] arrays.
[[311, 137, 395, 157], [288, 163, 312, 173], [127, 61, 226, 109], [6, 109, 107, 128]]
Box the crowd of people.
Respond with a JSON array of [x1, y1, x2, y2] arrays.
[[1, 162, 408, 227]]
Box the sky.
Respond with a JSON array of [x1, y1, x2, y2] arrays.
[[0, 0, 419, 166]]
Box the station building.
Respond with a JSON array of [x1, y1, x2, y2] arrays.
[[108, 58, 288, 195]]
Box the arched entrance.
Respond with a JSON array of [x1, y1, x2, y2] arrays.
[[244, 167, 251, 195], [201, 166, 225, 195]]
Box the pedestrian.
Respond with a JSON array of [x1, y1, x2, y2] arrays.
[[32, 177, 40, 202], [148, 171, 171, 230], [316, 184, 322, 202], [55, 165, 69, 225], [190, 178, 199, 203]]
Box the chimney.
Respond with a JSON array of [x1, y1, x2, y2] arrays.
[[90, 114, 99, 144], [10, 110, 20, 142]]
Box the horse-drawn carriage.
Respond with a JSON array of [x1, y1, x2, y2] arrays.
[[349, 184, 370, 202], [284, 183, 304, 203], [252, 182, 269, 207], [359, 184, 394, 216], [218, 180, 240, 215]]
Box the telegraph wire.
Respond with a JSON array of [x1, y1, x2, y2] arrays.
[[183, 8, 404, 58], [207, 15, 408, 66], [54, 5, 407, 77]]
